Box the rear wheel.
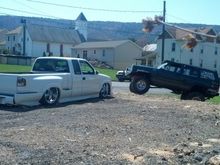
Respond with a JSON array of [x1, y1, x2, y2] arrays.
[[40, 87, 60, 105], [131, 77, 150, 95], [99, 83, 110, 98], [181, 92, 205, 101]]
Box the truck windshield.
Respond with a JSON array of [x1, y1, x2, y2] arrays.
[[157, 62, 168, 69], [32, 59, 69, 72]]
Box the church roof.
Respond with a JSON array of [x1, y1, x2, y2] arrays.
[[76, 12, 87, 21]]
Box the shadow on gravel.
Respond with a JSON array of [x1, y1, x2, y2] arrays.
[[56, 96, 115, 108], [0, 96, 115, 112]]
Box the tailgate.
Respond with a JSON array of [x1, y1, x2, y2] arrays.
[[0, 74, 18, 95]]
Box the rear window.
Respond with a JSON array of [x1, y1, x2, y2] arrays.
[[33, 59, 69, 72]]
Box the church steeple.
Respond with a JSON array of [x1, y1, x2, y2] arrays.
[[75, 12, 88, 41]]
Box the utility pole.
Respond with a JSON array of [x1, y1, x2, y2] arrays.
[[21, 19, 26, 56], [161, 1, 166, 63]]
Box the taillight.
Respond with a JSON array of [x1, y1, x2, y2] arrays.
[[17, 77, 26, 87]]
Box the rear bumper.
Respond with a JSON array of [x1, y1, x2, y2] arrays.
[[0, 95, 14, 105], [0, 92, 43, 106]]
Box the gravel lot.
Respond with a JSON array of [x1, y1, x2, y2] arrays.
[[0, 91, 220, 164]]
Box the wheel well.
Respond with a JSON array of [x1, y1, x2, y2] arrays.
[[42, 87, 61, 97], [131, 72, 150, 80], [190, 86, 206, 94]]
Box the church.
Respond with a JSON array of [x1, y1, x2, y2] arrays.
[[5, 12, 87, 57]]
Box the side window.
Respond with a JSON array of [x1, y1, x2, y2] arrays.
[[72, 60, 81, 75], [183, 67, 199, 77], [200, 70, 215, 80], [79, 60, 94, 74]]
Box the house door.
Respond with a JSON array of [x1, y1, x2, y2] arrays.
[[83, 50, 88, 59]]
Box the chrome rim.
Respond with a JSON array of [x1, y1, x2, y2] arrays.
[[100, 83, 109, 98], [136, 80, 146, 91], [44, 88, 59, 104]]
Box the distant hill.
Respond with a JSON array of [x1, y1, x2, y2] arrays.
[[0, 15, 219, 47]]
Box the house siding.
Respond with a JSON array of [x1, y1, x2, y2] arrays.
[[115, 42, 142, 69], [157, 39, 220, 75], [72, 48, 114, 67]]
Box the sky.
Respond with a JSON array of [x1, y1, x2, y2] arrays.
[[0, 0, 220, 25]]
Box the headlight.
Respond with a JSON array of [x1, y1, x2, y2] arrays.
[[17, 77, 26, 87]]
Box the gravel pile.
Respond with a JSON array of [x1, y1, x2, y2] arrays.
[[0, 92, 220, 164]]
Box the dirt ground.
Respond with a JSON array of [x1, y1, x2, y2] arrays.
[[0, 91, 220, 164]]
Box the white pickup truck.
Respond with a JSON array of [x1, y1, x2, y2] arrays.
[[0, 57, 112, 106]]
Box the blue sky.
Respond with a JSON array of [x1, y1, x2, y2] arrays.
[[0, 0, 220, 25]]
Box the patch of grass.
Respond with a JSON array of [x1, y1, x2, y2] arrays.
[[95, 67, 117, 81], [0, 64, 31, 72], [0, 64, 117, 80], [208, 96, 220, 104]]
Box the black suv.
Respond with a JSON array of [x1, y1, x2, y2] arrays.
[[127, 61, 219, 101]]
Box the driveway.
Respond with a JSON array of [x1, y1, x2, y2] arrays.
[[112, 81, 172, 94]]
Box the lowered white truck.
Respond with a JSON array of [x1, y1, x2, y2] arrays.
[[0, 57, 112, 106]]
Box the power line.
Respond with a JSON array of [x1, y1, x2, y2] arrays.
[[27, 0, 162, 13], [0, 6, 65, 19], [13, 0, 58, 19]]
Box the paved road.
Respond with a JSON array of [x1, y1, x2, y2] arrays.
[[112, 81, 172, 94]]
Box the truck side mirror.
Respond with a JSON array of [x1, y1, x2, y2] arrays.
[[95, 70, 99, 74]]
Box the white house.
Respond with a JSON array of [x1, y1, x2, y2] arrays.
[[0, 29, 8, 53], [156, 27, 220, 75], [72, 40, 142, 69], [5, 13, 87, 57]]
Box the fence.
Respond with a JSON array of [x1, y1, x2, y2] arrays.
[[0, 54, 36, 66]]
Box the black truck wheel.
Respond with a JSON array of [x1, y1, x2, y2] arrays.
[[181, 92, 205, 101], [131, 77, 150, 95]]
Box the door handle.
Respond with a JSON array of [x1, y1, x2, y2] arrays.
[[82, 77, 86, 80]]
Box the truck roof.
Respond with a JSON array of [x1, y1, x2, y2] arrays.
[[36, 56, 84, 61]]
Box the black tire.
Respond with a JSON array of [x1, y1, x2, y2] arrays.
[[129, 82, 136, 93], [131, 77, 150, 95], [99, 83, 110, 99], [181, 92, 205, 101], [118, 78, 124, 82], [40, 87, 60, 105]]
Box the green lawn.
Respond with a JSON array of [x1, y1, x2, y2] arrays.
[[0, 64, 31, 72], [208, 96, 220, 104], [0, 64, 117, 80]]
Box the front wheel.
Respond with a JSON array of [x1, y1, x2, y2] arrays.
[[131, 77, 150, 95], [99, 83, 110, 99], [40, 87, 60, 105]]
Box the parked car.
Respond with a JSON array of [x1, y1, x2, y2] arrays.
[[0, 57, 112, 106], [116, 67, 131, 82], [127, 60, 219, 101]]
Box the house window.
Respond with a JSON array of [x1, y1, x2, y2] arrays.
[[60, 44, 63, 56], [171, 42, 176, 52], [83, 50, 88, 59], [13, 36, 15, 41], [102, 49, 105, 57], [214, 60, 217, 68], [46, 43, 50, 53], [189, 59, 193, 65], [94, 50, 96, 54], [200, 59, 203, 68], [215, 47, 218, 55], [8, 36, 10, 41], [12, 47, 15, 54], [200, 49, 203, 54]]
